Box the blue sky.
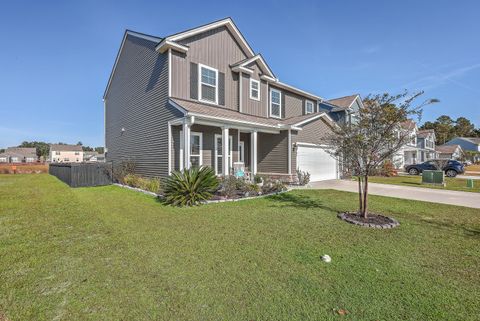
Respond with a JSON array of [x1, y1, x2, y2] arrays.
[[1, 0, 479, 148]]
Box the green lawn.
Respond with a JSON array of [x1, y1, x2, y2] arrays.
[[1, 174, 479, 320], [367, 175, 480, 193]]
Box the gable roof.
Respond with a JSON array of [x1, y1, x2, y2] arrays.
[[230, 54, 275, 78], [417, 129, 435, 138], [5, 147, 37, 157], [400, 119, 417, 130], [157, 17, 255, 57], [436, 144, 462, 154], [327, 94, 361, 110], [457, 137, 480, 145], [50, 144, 83, 152]]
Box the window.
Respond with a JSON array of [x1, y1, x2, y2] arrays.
[[199, 64, 218, 104], [55, 151, 60, 155], [305, 100, 314, 114], [214, 134, 233, 175], [190, 132, 202, 168], [250, 79, 260, 101], [270, 89, 281, 118], [64, 158, 70, 162], [75, 152, 79, 155]]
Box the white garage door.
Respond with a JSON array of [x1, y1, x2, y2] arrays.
[[297, 145, 338, 181]]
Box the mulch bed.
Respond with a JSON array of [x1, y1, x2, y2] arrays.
[[338, 212, 400, 229]]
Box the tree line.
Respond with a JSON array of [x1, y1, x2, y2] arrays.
[[420, 115, 480, 145]]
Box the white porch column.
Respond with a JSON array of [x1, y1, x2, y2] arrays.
[[183, 121, 191, 169], [288, 129, 292, 175], [222, 126, 230, 176], [251, 130, 258, 175]]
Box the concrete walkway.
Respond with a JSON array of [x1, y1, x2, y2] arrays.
[[302, 180, 480, 209]]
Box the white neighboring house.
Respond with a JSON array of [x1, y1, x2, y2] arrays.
[[393, 120, 419, 169], [416, 129, 437, 162], [49, 144, 84, 163], [436, 144, 463, 160]]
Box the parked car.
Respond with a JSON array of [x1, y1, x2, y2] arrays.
[[405, 160, 465, 177]]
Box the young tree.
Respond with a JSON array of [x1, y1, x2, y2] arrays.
[[324, 92, 438, 218]]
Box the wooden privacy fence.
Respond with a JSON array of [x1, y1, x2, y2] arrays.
[[49, 163, 113, 187]]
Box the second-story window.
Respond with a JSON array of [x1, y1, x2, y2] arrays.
[[199, 64, 218, 104], [270, 89, 281, 118], [305, 100, 314, 114], [250, 79, 260, 101]]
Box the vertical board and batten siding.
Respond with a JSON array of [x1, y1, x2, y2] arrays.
[[240, 62, 268, 117], [171, 26, 247, 111], [105, 34, 183, 178], [170, 124, 239, 171], [291, 118, 333, 172], [257, 131, 289, 174]]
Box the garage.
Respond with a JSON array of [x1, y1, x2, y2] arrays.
[[296, 145, 338, 181]]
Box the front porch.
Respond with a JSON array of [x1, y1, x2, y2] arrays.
[[168, 116, 294, 182]]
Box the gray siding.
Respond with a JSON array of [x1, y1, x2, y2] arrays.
[[241, 62, 268, 117], [257, 131, 288, 174], [171, 26, 246, 111], [105, 34, 183, 178]]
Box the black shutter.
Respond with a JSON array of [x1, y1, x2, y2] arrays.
[[190, 62, 198, 100], [302, 99, 305, 115], [281, 92, 286, 118], [218, 72, 225, 106]]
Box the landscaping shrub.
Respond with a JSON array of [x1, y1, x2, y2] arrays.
[[218, 176, 248, 197], [376, 160, 398, 177], [113, 160, 136, 183], [296, 169, 311, 185], [164, 166, 219, 206], [253, 174, 263, 184], [261, 179, 287, 194], [241, 182, 261, 196], [122, 174, 162, 194]]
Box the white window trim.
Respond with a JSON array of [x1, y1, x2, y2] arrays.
[[239, 141, 245, 163], [270, 88, 282, 119], [305, 100, 314, 114], [190, 131, 203, 167], [249, 78, 260, 101], [179, 131, 203, 169], [214, 134, 233, 175], [198, 63, 219, 105]]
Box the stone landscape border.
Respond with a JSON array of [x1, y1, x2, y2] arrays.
[[337, 212, 400, 229]]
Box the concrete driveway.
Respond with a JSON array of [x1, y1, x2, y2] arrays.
[[303, 179, 480, 209]]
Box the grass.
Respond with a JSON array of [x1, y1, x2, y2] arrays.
[[368, 175, 480, 193], [1, 174, 479, 320]]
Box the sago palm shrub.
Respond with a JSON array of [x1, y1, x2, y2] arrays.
[[163, 166, 219, 206]]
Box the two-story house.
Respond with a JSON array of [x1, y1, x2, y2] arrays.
[[416, 129, 437, 162], [49, 144, 84, 163], [104, 18, 339, 182], [393, 120, 420, 168]]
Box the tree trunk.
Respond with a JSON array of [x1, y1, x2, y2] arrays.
[[357, 175, 364, 215], [362, 175, 369, 218]]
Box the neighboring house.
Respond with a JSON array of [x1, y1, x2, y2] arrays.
[[393, 120, 420, 168], [84, 151, 106, 162], [104, 18, 339, 182], [436, 144, 463, 160], [318, 94, 363, 125], [444, 137, 480, 162], [49, 144, 84, 163], [0, 147, 37, 163], [416, 129, 437, 162]]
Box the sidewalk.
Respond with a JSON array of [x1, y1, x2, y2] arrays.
[[303, 179, 480, 209]]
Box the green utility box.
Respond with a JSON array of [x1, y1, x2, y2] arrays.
[[422, 170, 445, 186], [467, 179, 474, 189]]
